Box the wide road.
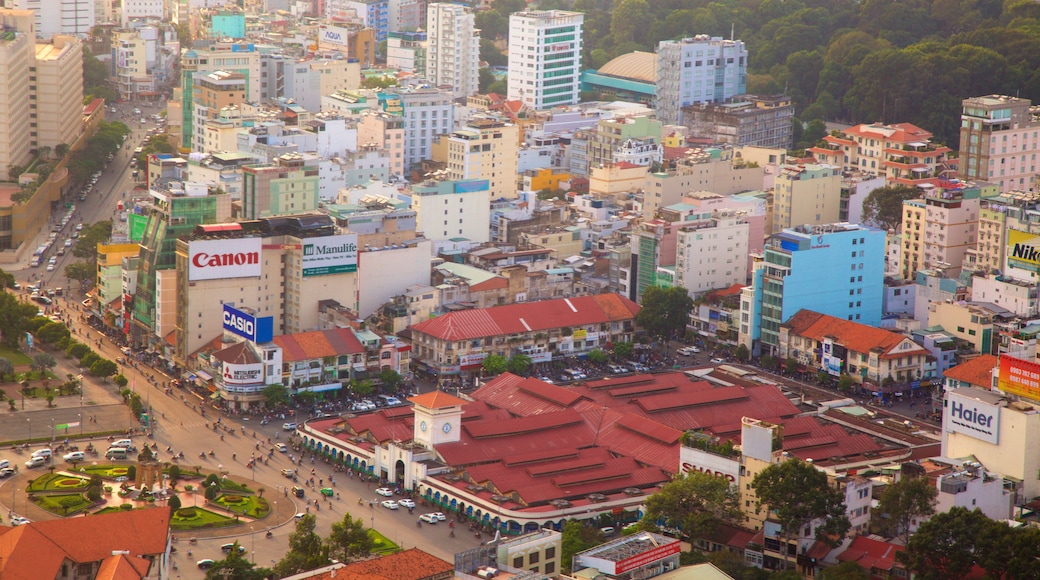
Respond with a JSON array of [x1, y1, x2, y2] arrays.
[[2, 104, 479, 577]]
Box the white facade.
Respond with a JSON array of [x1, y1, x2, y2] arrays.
[[121, 0, 163, 25], [396, 86, 453, 169], [507, 10, 584, 110], [426, 3, 479, 100], [4, 0, 94, 36], [655, 35, 747, 126], [409, 181, 491, 244], [675, 211, 750, 297], [357, 239, 432, 316], [971, 274, 1039, 317], [843, 173, 887, 227]]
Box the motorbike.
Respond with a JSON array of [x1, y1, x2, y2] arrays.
[[266, 530, 273, 538], [209, 450, 215, 456], [199, 452, 206, 458]]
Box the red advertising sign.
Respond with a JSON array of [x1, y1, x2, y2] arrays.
[[614, 540, 681, 574], [998, 355, 1040, 401]]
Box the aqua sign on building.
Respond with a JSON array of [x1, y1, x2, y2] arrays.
[[302, 234, 358, 277]]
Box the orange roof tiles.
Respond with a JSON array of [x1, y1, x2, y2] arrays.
[[783, 309, 929, 360], [944, 354, 998, 388], [409, 390, 468, 409], [312, 548, 454, 580]]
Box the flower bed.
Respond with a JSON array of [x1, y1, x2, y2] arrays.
[[212, 493, 270, 518], [33, 493, 92, 515], [77, 465, 130, 479], [169, 506, 239, 530], [26, 473, 90, 492]]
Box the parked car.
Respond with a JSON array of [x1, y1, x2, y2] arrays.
[[431, 512, 447, 521], [282, 422, 296, 431], [709, 358, 725, 365], [31, 448, 52, 459], [196, 559, 215, 570], [10, 516, 30, 526], [63, 451, 85, 463], [25, 456, 46, 468], [381, 500, 399, 510], [398, 498, 415, 508], [419, 513, 439, 524], [375, 487, 394, 497], [0, 468, 15, 478]]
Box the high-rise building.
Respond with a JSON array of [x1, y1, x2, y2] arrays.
[[388, 0, 426, 33], [426, 3, 479, 100], [387, 30, 426, 74], [191, 70, 246, 153], [242, 154, 321, 220], [430, 117, 518, 199], [675, 209, 750, 298], [0, 0, 94, 36], [408, 177, 491, 243], [179, 43, 260, 149], [33, 35, 83, 152], [958, 95, 1040, 193], [330, 0, 389, 42], [392, 86, 454, 169], [771, 163, 842, 234], [655, 35, 747, 126], [507, 10, 584, 110], [900, 182, 994, 280], [0, 9, 35, 175], [740, 223, 885, 355]]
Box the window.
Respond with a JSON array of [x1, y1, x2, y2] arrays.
[[545, 562, 555, 574], [514, 557, 524, 568], [529, 552, 540, 564], [545, 546, 556, 559]]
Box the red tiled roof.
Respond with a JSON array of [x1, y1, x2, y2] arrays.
[[944, 355, 998, 388], [94, 554, 152, 580], [271, 327, 365, 361], [303, 549, 453, 580], [211, 341, 260, 365], [783, 310, 928, 359], [410, 294, 640, 341], [409, 390, 468, 409], [836, 535, 904, 571]]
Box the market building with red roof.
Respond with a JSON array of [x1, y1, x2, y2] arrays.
[[408, 293, 640, 380], [296, 365, 905, 535]]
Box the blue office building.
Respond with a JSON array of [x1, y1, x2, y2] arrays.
[[741, 223, 885, 355]]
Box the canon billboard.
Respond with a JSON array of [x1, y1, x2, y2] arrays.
[[188, 238, 262, 281]]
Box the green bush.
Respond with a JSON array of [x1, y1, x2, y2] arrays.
[[204, 474, 219, 487], [120, 503, 133, 510], [175, 508, 197, 518], [204, 486, 218, 500], [169, 495, 182, 510], [126, 466, 136, 480], [86, 486, 101, 502]]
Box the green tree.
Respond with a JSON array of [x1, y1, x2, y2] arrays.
[[482, 354, 508, 375], [636, 286, 694, 342], [37, 322, 71, 344], [273, 515, 329, 576], [613, 341, 634, 360], [480, 38, 506, 67], [378, 369, 402, 390], [784, 357, 799, 374], [32, 353, 56, 377], [642, 471, 741, 541], [326, 512, 373, 562], [348, 379, 374, 398], [205, 542, 273, 580], [752, 460, 850, 569], [897, 507, 990, 580], [261, 383, 290, 408], [0, 269, 15, 289], [478, 67, 497, 93], [0, 292, 44, 348], [587, 349, 608, 364], [735, 344, 750, 363], [295, 390, 318, 407], [0, 357, 12, 381], [90, 358, 118, 379], [487, 79, 507, 95], [113, 374, 128, 388], [876, 476, 937, 544], [610, 0, 653, 46], [561, 520, 604, 574], [975, 520, 1040, 580], [72, 221, 113, 261], [837, 374, 856, 393], [55, 143, 70, 158], [506, 354, 532, 376], [66, 342, 90, 359], [475, 11, 507, 40], [861, 185, 921, 232], [168, 495, 182, 510], [86, 485, 102, 502], [64, 262, 95, 287]]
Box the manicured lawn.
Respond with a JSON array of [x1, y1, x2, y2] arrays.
[[368, 529, 399, 555], [169, 507, 239, 531], [94, 505, 138, 515], [217, 479, 251, 493], [26, 473, 90, 492], [33, 493, 92, 515], [77, 465, 130, 479], [213, 493, 270, 518], [0, 346, 32, 366]]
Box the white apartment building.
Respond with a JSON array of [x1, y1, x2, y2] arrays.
[[507, 10, 584, 110], [408, 178, 491, 244], [0, 10, 46, 173], [426, 3, 479, 100], [388, 0, 425, 34], [959, 95, 1040, 193], [1, 0, 94, 36], [655, 35, 747, 126], [121, 0, 163, 25], [34, 35, 83, 151], [675, 210, 750, 298], [432, 117, 519, 199], [396, 86, 454, 169]]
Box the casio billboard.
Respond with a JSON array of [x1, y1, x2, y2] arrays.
[[222, 304, 274, 343], [188, 238, 262, 281]]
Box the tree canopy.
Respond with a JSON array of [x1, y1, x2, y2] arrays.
[[875, 476, 937, 544], [641, 470, 741, 541], [897, 506, 988, 580], [861, 185, 922, 232], [326, 513, 373, 563], [273, 515, 329, 576], [636, 286, 694, 341]]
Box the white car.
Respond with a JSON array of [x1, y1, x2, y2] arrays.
[[63, 451, 85, 462], [24, 456, 46, 468], [381, 500, 399, 510], [10, 516, 30, 526], [46, 264, 54, 272], [431, 512, 447, 521], [282, 422, 296, 431], [375, 488, 394, 497], [710, 358, 725, 365], [276, 443, 288, 453], [398, 498, 415, 509], [419, 513, 439, 524], [31, 448, 52, 459]]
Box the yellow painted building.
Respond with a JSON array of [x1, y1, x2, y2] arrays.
[[431, 117, 519, 199], [95, 243, 140, 314], [520, 168, 570, 193], [589, 162, 647, 197]]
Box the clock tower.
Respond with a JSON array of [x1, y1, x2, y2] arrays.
[[409, 391, 466, 448]]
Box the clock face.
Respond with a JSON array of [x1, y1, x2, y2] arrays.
[[442, 422, 452, 434], [420, 421, 427, 432]]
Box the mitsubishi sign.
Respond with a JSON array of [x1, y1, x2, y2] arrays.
[[302, 234, 358, 277], [188, 238, 262, 281], [944, 390, 1000, 444], [319, 25, 350, 46], [222, 361, 264, 385], [222, 304, 274, 343]]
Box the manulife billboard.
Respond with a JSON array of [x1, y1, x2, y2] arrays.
[[302, 234, 358, 277]]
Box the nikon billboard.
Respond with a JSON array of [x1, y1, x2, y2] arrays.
[[1008, 229, 1040, 271]]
